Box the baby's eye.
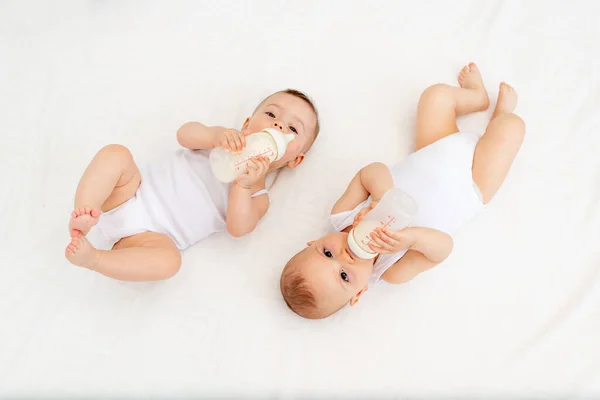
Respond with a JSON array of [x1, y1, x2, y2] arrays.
[[289, 126, 298, 134], [340, 271, 349, 282], [266, 112, 275, 118], [324, 249, 333, 258]]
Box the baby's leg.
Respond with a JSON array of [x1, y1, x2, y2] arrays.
[[472, 83, 525, 204], [65, 231, 181, 281], [416, 62, 490, 150], [65, 145, 181, 281], [69, 144, 141, 236]]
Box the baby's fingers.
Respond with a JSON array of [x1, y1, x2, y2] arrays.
[[250, 157, 267, 178], [233, 133, 246, 154], [220, 137, 232, 151], [247, 158, 259, 172], [353, 209, 368, 227], [232, 138, 243, 154], [260, 155, 271, 169], [227, 134, 242, 154], [256, 156, 270, 176], [367, 242, 389, 254], [369, 231, 394, 250], [374, 228, 398, 246]]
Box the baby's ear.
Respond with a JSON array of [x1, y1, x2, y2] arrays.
[[349, 285, 368, 307], [242, 117, 251, 131], [287, 154, 305, 169]]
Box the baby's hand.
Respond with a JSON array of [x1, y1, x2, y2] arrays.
[[353, 201, 379, 228], [235, 156, 270, 189], [367, 227, 416, 254], [214, 128, 251, 154]]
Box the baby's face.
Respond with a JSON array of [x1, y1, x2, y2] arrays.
[[244, 92, 317, 169], [293, 232, 375, 316]]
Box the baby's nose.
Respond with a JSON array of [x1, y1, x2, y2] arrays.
[[273, 121, 284, 131]]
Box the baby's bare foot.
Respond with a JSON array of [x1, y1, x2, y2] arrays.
[[492, 82, 518, 119], [457, 62, 490, 111], [68, 207, 100, 237], [65, 235, 99, 269]]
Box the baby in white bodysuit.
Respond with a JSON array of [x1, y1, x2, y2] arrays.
[[280, 63, 526, 319], [65, 89, 319, 282]]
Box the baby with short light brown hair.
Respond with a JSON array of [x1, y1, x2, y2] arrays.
[[66, 89, 319, 282], [281, 63, 525, 319]]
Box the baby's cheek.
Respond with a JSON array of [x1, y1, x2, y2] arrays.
[[245, 115, 265, 131], [285, 139, 302, 157], [249, 119, 266, 133]]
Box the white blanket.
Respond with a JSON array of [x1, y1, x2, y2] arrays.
[[1, 0, 598, 397]]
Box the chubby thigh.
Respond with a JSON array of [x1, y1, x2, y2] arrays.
[[102, 231, 182, 281], [471, 114, 526, 204]]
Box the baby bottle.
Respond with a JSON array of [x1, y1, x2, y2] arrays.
[[209, 128, 295, 183], [347, 188, 419, 259]]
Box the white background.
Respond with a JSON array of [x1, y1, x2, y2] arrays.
[[1, 0, 599, 398]]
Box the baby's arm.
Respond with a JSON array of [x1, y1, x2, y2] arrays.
[[226, 182, 269, 237], [331, 162, 394, 214], [176, 122, 228, 150], [381, 227, 453, 284], [226, 157, 270, 237]]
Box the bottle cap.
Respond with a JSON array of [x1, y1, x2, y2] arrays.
[[347, 228, 378, 260]]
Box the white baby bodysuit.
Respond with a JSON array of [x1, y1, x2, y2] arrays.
[[330, 132, 485, 285], [89, 149, 267, 250]]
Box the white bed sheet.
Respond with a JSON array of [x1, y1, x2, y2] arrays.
[[1, 0, 599, 397]]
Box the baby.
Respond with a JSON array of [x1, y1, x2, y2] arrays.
[[66, 89, 319, 281], [280, 63, 525, 319]]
